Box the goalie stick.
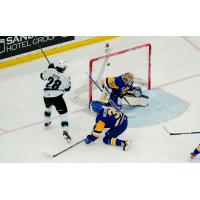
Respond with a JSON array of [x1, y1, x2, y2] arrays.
[[163, 126, 200, 135], [44, 139, 85, 158], [86, 72, 124, 112]]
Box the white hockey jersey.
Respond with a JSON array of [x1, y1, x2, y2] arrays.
[[41, 68, 71, 98]]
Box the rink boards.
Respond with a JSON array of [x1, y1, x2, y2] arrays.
[[0, 36, 118, 69]]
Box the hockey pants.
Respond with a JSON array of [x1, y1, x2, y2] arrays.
[[103, 118, 128, 146]]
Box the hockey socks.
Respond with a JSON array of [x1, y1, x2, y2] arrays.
[[103, 137, 123, 146], [44, 107, 52, 127]]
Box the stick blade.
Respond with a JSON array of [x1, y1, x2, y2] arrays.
[[163, 126, 178, 135], [163, 125, 170, 135], [42, 151, 54, 158]]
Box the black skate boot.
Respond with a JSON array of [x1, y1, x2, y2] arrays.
[[63, 131, 72, 143], [122, 140, 132, 151], [190, 152, 196, 159], [44, 121, 52, 128]]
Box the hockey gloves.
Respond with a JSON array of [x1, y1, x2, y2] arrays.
[[85, 136, 92, 144], [48, 63, 55, 69]]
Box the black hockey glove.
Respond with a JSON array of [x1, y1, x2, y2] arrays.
[[48, 63, 55, 69]]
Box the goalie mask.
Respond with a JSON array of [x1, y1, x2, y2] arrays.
[[56, 59, 68, 73], [122, 72, 134, 86]]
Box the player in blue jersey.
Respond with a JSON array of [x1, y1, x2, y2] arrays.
[[190, 144, 200, 159], [85, 101, 131, 151], [100, 72, 149, 108]]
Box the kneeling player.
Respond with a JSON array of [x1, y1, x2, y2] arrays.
[[40, 59, 71, 142], [190, 144, 200, 159], [85, 101, 131, 151], [100, 72, 149, 109]]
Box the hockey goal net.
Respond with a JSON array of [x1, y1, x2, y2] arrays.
[[70, 43, 152, 107]]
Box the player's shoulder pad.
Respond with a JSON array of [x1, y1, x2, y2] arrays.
[[94, 120, 105, 132], [106, 77, 119, 89]]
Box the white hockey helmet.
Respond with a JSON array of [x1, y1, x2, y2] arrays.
[[56, 59, 68, 73]]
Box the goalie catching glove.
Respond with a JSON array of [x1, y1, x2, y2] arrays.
[[125, 86, 149, 107], [126, 86, 142, 97]]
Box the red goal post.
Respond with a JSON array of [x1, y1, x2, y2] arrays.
[[89, 43, 152, 104]]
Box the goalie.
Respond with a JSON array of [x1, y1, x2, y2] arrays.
[[99, 72, 149, 109]]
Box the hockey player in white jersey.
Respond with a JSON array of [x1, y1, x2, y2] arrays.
[[40, 59, 71, 142]]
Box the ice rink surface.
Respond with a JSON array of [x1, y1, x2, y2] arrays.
[[0, 36, 200, 162]]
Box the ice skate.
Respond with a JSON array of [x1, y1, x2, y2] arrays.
[[63, 131, 72, 143], [190, 152, 196, 159], [44, 121, 52, 128], [122, 140, 132, 151]]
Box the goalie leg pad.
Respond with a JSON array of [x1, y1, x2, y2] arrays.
[[125, 95, 149, 107], [99, 86, 111, 104]]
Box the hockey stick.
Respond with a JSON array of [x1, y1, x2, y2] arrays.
[[163, 126, 200, 135], [45, 139, 85, 158], [37, 43, 51, 65]]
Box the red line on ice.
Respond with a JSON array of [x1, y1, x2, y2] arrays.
[[155, 73, 200, 88], [0, 128, 7, 132], [182, 36, 200, 52], [154, 37, 200, 88], [0, 108, 87, 136]]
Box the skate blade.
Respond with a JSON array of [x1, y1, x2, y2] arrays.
[[64, 138, 72, 143]]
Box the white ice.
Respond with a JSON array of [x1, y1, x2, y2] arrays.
[[0, 36, 200, 162]]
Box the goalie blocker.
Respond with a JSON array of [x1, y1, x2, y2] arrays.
[[99, 72, 149, 108]]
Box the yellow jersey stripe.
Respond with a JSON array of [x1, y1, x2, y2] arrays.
[[120, 115, 125, 125], [0, 36, 119, 69], [115, 114, 126, 127]]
